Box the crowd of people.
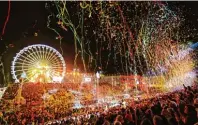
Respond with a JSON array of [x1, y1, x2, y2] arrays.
[[45, 83, 198, 125], [2, 84, 19, 100], [0, 82, 197, 125]]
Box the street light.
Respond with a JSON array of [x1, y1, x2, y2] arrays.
[[96, 71, 100, 104]]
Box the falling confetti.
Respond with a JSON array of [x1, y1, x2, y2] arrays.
[[46, 1, 197, 89]]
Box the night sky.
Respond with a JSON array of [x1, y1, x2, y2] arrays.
[[0, 1, 77, 72], [0, 1, 198, 75], [0, 2, 197, 40]]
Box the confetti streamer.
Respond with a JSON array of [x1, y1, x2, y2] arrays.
[[46, 1, 197, 90], [0, 0, 11, 39]]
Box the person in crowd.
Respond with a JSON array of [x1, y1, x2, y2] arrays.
[[153, 115, 166, 125], [124, 109, 134, 125], [140, 118, 152, 125]]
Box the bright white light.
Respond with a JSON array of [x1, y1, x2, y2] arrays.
[[84, 77, 92, 82], [48, 89, 58, 94], [21, 71, 27, 78], [166, 71, 197, 91], [73, 100, 83, 109], [123, 94, 130, 99], [96, 72, 100, 79], [52, 76, 63, 83], [109, 100, 120, 107]]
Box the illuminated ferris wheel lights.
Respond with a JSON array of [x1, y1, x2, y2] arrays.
[[11, 44, 66, 83]]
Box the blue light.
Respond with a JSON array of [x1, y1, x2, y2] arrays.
[[189, 42, 198, 49]]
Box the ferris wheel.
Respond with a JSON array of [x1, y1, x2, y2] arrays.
[[11, 44, 66, 83]]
